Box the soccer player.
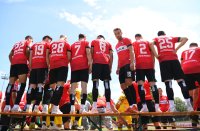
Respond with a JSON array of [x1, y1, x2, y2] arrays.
[[150, 31, 193, 112], [70, 34, 92, 114], [90, 35, 113, 113], [47, 35, 71, 114], [113, 28, 137, 112], [26, 35, 52, 113], [158, 88, 176, 129], [4, 36, 33, 112], [133, 34, 160, 112], [181, 43, 200, 107]]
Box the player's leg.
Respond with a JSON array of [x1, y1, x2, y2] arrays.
[[102, 64, 112, 112], [124, 64, 137, 111], [4, 65, 17, 112], [26, 84, 36, 112], [33, 68, 47, 112], [60, 103, 71, 130], [80, 81, 88, 113], [136, 69, 148, 112], [70, 82, 78, 114], [51, 67, 68, 114], [146, 69, 160, 112], [172, 60, 193, 111], [147, 100, 161, 129], [91, 64, 100, 113], [160, 61, 175, 112], [12, 64, 28, 112], [26, 69, 37, 112]]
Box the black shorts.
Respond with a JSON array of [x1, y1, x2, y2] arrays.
[[71, 69, 89, 83], [160, 60, 185, 82], [92, 64, 111, 81], [185, 73, 200, 90], [161, 116, 175, 123], [137, 100, 160, 124], [119, 64, 135, 84], [10, 64, 28, 78], [60, 102, 71, 123], [29, 68, 48, 84], [49, 66, 68, 84], [136, 69, 156, 82]]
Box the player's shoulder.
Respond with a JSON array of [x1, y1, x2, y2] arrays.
[[123, 37, 131, 42]]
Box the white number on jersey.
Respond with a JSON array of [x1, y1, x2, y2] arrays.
[[35, 44, 44, 55], [158, 37, 173, 49], [74, 45, 81, 56], [184, 49, 195, 60], [14, 42, 25, 52], [52, 43, 64, 54], [100, 41, 106, 52], [139, 43, 147, 54]]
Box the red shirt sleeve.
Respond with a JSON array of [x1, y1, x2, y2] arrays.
[[85, 41, 90, 48], [66, 42, 71, 51], [91, 40, 95, 47], [172, 37, 180, 43], [109, 42, 112, 51], [124, 38, 132, 47]]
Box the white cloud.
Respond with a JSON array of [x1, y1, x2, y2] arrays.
[[59, 6, 200, 100], [83, 0, 101, 9]]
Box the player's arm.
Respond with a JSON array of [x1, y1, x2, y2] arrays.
[[46, 49, 50, 68], [67, 51, 71, 62], [9, 50, 14, 64], [128, 45, 135, 71], [26, 45, 30, 58], [149, 42, 159, 58], [110, 102, 119, 113], [109, 49, 113, 71], [29, 50, 32, 69], [86, 47, 92, 73], [175, 37, 188, 52]]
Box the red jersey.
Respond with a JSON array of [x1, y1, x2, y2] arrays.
[[153, 36, 180, 62], [49, 40, 71, 69], [159, 95, 169, 112], [71, 40, 90, 71], [133, 39, 154, 69], [181, 47, 200, 74], [59, 82, 70, 107], [11, 40, 31, 65], [97, 96, 114, 108], [31, 41, 49, 69], [91, 39, 112, 64], [133, 81, 153, 103], [116, 38, 132, 68]]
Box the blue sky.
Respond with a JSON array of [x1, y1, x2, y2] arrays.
[[0, 0, 200, 101]]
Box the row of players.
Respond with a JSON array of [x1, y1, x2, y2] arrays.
[[3, 28, 200, 116]]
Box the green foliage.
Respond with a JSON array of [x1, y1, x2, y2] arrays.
[[174, 97, 187, 112], [87, 92, 93, 104]]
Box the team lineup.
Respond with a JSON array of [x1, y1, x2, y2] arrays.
[[1, 27, 200, 130]]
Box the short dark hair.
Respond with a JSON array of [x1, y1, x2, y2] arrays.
[[190, 43, 198, 47], [60, 35, 66, 39], [135, 34, 142, 37], [25, 35, 33, 40], [113, 28, 121, 32], [79, 34, 85, 39], [43, 35, 52, 41], [97, 35, 105, 40], [157, 31, 166, 36]]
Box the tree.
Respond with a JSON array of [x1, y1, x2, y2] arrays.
[[174, 97, 187, 112], [87, 92, 93, 104]]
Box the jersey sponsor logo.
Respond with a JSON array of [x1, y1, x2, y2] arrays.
[[116, 45, 128, 53]]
